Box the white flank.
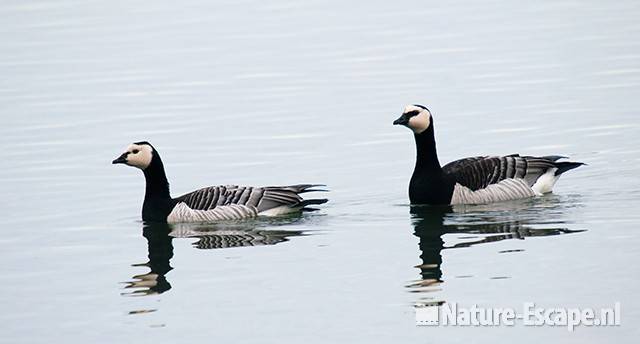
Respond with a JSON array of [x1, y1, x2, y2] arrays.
[[531, 168, 560, 195], [258, 205, 299, 217], [167, 202, 258, 223], [450, 179, 536, 205]]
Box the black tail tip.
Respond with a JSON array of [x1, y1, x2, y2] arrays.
[[291, 184, 330, 193], [302, 198, 329, 205], [555, 161, 585, 175]]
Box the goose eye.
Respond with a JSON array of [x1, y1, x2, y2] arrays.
[[132, 149, 139, 154]]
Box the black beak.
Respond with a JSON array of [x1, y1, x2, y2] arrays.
[[112, 152, 128, 165], [393, 115, 408, 126]]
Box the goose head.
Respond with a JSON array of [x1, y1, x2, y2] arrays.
[[112, 141, 155, 170], [393, 104, 432, 134]]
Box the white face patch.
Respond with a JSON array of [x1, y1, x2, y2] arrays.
[[403, 105, 432, 134], [123, 143, 153, 170]]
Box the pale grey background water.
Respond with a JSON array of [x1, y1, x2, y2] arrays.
[[1, 0, 640, 342]]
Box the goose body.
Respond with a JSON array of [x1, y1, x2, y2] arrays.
[[113, 142, 327, 223], [393, 105, 584, 205]]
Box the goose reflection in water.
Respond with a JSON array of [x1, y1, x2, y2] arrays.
[[407, 196, 585, 297], [122, 220, 303, 297]]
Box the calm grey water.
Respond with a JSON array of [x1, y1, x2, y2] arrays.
[[1, 0, 640, 342]]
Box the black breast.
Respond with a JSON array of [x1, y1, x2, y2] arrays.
[[142, 198, 177, 223], [409, 174, 455, 205]]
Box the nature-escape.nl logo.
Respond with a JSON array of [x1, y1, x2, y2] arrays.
[[415, 302, 621, 331]]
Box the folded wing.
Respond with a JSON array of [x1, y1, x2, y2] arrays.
[[169, 184, 327, 222], [443, 154, 557, 190], [442, 154, 563, 204]]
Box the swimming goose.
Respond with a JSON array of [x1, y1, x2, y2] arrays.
[[393, 105, 584, 205], [112, 142, 328, 223]]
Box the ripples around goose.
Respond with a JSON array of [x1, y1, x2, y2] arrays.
[[122, 219, 305, 297], [406, 195, 586, 305]]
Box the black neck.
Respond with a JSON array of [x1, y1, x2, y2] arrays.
[[143, 154, 171, 201], [413, 123, 442, 175]]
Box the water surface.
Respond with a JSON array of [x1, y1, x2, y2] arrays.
[[1, 0, 640, 342]]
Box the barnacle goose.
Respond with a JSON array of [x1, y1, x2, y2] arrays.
[[393, 105, 584, 205], [113, 142, 328, 223]]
